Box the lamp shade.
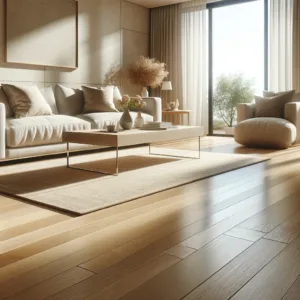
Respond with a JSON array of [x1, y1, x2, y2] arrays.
[[161, 81, 172, 91]]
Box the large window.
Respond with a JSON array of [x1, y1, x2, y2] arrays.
[[208, 0, 267, 135]]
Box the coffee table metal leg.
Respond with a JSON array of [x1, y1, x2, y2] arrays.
[[149, 136, 201, 160], [67, 143, 70, 167], [116, 145, 119, 175], [66, 143, 118, 176]]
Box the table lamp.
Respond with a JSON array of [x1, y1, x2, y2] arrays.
[[161, 81, 172, 110]]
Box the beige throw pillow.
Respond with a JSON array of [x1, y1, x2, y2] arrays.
[[263, 89, 300, 103], [0, 87, 14, 118], [2, 84, 52, 118], [82, 86, 118, 113], [255, 90, 295, 118], [55, 84, 84, 116]]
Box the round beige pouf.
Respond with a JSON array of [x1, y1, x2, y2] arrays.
[[234, 117, 297, 149]]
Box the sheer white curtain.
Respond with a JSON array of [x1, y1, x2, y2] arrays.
[[179, 0, 208, 133], [269, 0, 293, 91], [293, 0, 300, 91]]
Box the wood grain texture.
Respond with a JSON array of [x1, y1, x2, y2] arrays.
[[164, 245, 196, 259], [231, 235, 300, 300], [6, 267, 94, 300], [224, 226, 265, 242], [264, 209, 300, 244], [182, 238, 285, 300], [119, 235, 252, 300], [282, 276, 300, 300]]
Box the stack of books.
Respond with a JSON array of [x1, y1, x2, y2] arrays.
[[140, 122, 175, 130]]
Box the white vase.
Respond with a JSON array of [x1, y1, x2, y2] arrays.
[[141, 87, 149, 97], [134, 111, 144, 128]]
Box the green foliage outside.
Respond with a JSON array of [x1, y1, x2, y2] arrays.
[[213, 73, 255, 127]]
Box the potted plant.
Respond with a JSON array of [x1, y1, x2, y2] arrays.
[[213, 73, 254, 135], [126, 56, 169, 97]]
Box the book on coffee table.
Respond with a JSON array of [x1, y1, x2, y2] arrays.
[[140, 122, 176, 130]]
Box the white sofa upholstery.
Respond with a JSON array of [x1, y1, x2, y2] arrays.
[[235, 102, 300, 149], [6, 115, 91, 148], [0, 86, 162, 160]]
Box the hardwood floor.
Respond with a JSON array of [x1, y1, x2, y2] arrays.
[[2, 136, 300, 299]]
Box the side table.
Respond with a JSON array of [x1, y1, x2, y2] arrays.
[[162, 110, 192, 125]]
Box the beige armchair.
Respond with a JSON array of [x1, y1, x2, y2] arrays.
[[235, 102, 300, 149]]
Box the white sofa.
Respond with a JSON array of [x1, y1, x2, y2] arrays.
[[0, 85, 162, 160]]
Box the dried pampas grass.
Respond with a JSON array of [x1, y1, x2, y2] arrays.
[[127, 56, 169, 88]]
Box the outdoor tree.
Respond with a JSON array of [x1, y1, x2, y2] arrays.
[[213, 73, 254, 127]]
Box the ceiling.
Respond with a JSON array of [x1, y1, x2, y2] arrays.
[[128, 0, 190, 8]]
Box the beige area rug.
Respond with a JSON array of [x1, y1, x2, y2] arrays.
[[0, 147, 267, 215]]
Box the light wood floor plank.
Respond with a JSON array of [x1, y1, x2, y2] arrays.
[[164, 245, 196, 259], [0, 214, 70, 241], [6, 267, 94, 300], [238, 191, 300, 233], [282, 276, 300, 300], [117, 235, 252, 300], [1, 209, 58, 232], [224, 226, 265, 242], [182, 238, 285, 300], [264, 209, 300, 244], [84, 254, 180, 300], [231, 235, 300, 300]]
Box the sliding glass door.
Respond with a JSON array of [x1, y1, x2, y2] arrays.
[[208, 0, 267, 135]]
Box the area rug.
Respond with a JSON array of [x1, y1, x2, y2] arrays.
[[0, 147, 267, 215]]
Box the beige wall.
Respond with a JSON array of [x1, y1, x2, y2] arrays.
[[0, 0, 150, 95]]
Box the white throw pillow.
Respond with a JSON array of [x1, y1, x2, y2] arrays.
[[40, 86, 59, 114], [2, 84, 52, 118], [113, 86, 123, 112]]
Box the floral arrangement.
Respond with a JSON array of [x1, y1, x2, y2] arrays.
[[126, 56, 169, 88], [117, 95, 146, 110]]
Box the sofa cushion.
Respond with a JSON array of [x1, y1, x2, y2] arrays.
[[55, 84, 84, 116], [6, 115, 90, 148], [40, 86, 59, 114], [2, 84, 52, 118], [255, 90, 295, 118], [77, 112, 153, 129], [234, 117, 296, 149], [113, 86, 124, 112], [0, 87, 14, 118], [82, 86, 118, 113]]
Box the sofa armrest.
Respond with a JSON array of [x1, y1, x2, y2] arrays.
[[140, 97, 162, 122], [0, 103, 6, 159], [237, 103, 256, 123], [285, 102, 300, 142]]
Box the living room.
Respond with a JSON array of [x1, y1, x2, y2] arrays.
[[1, 0, 300, 299]]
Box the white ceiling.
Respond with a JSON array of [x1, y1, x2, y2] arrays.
[[128, 0, 190, 8]]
